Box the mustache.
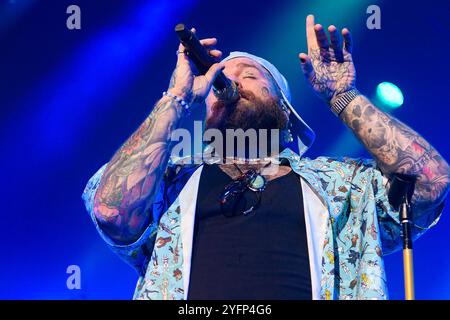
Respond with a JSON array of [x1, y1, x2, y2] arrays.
[[238, 88, 257, 101]]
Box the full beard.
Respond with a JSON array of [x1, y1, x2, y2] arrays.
[[205, 89, 289, 159], [205, 89, 288, 132]]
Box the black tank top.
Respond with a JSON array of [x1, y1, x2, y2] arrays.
[[187, 163, 312, 300]]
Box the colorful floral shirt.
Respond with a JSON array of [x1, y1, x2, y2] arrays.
[[82, 149, 442, 300]]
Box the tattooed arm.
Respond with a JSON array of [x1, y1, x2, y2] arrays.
[[299, 15, 449, 217], [340, 95, 450, 215], [93, 34, 224, 244], [93, 97, 182, 244]]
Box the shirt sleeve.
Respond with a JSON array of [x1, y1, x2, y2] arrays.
[[369, 162, 444, 255], [81, 164, 162, 276]]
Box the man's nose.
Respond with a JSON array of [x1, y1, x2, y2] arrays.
[[226, 74, 240, 85], [227, 77, 242, 90], [222, 70, 237, 83], [222, 71, 243, 90]]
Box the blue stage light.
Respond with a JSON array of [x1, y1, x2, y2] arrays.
[[376, 82, 404, 108]]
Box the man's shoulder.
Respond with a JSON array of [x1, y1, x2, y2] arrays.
[[301, 154, 375, 166], [299, 155, 379, 177]]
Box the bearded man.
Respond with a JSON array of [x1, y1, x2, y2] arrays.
[[82, 15, 449, 300]]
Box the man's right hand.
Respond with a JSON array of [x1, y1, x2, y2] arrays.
[[92, 29, 226, 244], [168, 28, 225, 105]]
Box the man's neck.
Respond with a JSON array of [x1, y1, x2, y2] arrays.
[[217, 158, 291, 181]]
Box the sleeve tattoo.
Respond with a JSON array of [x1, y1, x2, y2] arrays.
[[93, 96, 184, 244], [340, 95, 450, 215]]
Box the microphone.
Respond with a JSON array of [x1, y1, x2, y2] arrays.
[[175, 23, 239, 102], [387, 173, 416, 211]]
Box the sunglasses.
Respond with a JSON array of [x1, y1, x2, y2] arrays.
[[218, 168, 267, 217]]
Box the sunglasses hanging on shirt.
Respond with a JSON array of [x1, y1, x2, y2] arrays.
[[218, 163, 269, 217]]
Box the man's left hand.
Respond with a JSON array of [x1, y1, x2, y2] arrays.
[[299, 15, 356, 105]]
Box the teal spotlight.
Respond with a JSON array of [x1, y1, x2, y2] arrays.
[[376, 82, 404, 108]]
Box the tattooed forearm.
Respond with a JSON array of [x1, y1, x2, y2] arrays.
[[93, 95, 184, 243], [340, 95, 450, 212]]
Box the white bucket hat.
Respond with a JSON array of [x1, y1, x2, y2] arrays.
[[222, 51, 315, 156]]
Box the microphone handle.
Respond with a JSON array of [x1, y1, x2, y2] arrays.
[[174, 23, 231, 91]]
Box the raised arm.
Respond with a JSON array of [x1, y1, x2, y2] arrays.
[[340, 95, 450, 214], [93, 34, 224, 244], [298, 15, 450, 217]]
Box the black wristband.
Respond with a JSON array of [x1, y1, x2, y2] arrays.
[[330, 88, 360, 116]]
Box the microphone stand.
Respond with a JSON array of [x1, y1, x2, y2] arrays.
[[400, 194, 415, 300], [388, 174, 416, 300]]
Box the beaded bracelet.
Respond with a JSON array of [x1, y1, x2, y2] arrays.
[[163, 91, 191, 116]]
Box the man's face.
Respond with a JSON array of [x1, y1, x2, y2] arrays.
[[204, 57, 289, 132]]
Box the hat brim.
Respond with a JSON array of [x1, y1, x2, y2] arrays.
[[280, 91, 315, 155]]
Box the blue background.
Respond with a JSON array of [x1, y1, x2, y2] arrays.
[[1, 0, 449, 299]]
